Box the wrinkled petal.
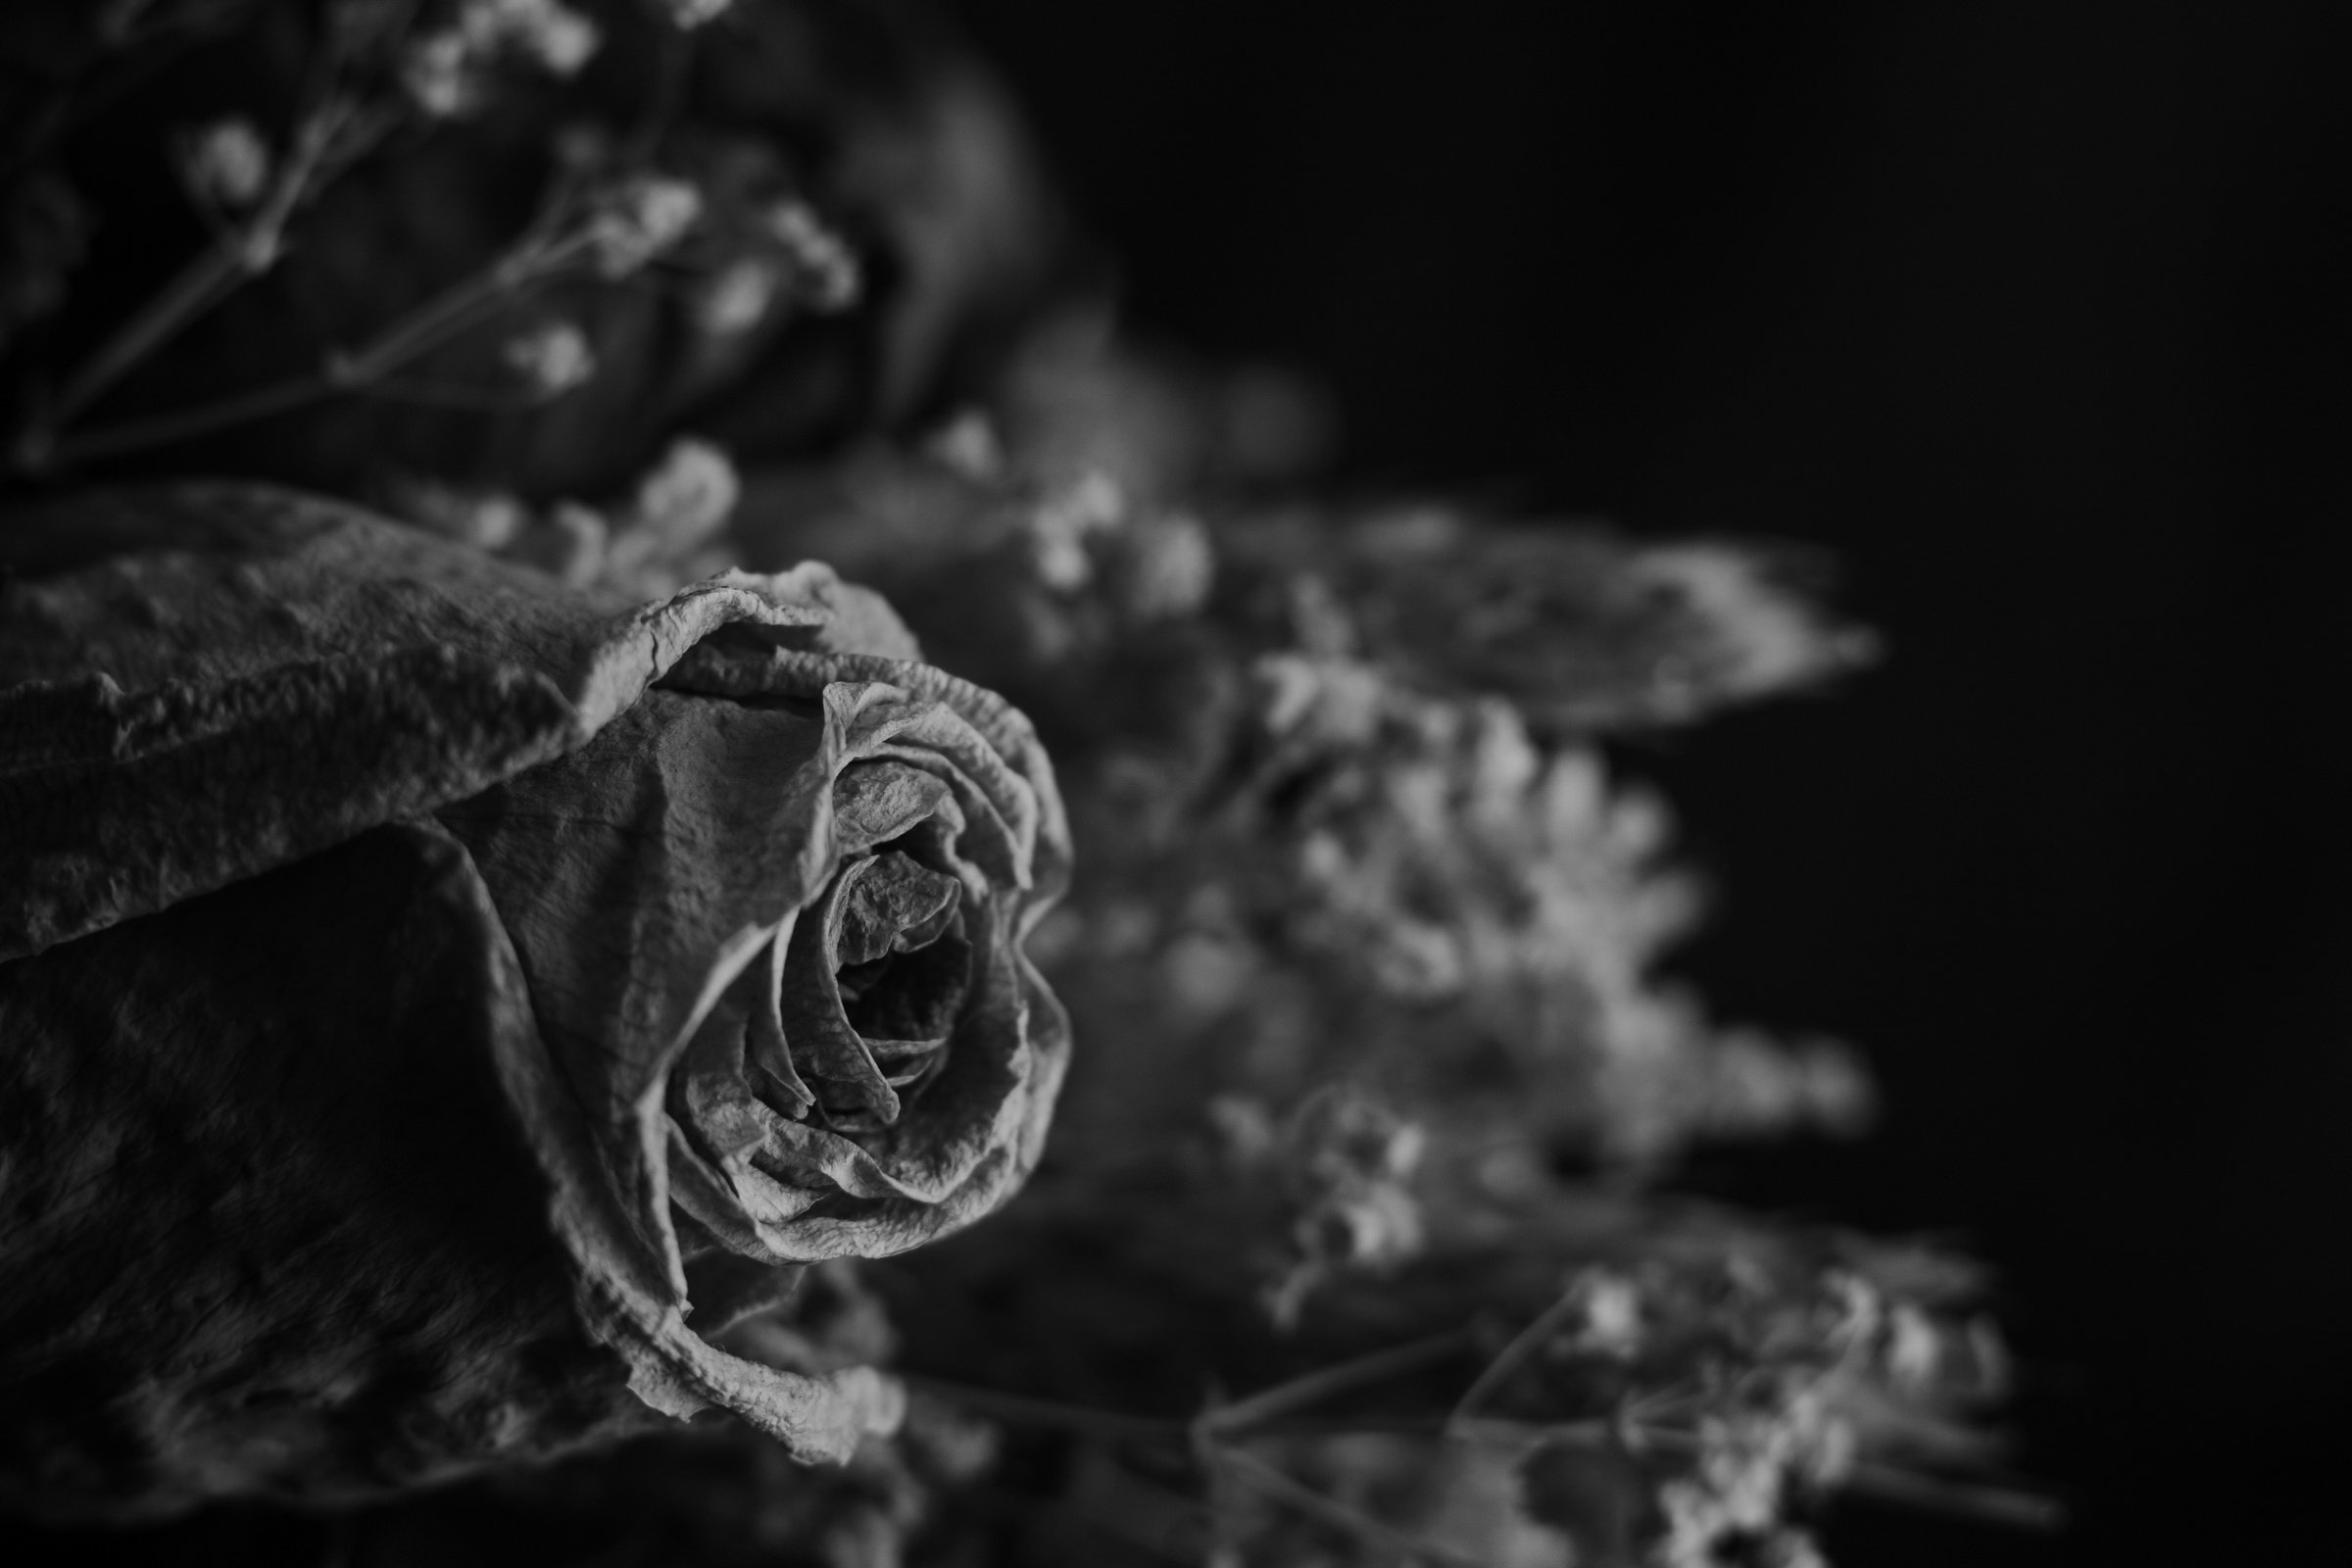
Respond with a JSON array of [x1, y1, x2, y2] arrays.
[[0, 487, 918, 960]]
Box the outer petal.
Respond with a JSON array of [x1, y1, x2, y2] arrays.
[[0, 821, 646, 1517], [0, 482, 908, 959]]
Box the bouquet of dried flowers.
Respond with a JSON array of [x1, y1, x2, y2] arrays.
[[0, 3, 2047, 1562]]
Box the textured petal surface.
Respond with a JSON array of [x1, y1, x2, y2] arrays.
[[0, 822, 645, 1517], [0, 483, 905, 959]]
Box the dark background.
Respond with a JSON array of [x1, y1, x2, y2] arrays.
[[948, 2, 2350, 1562]]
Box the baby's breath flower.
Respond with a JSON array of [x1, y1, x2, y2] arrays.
[[399, 29, 475, 119], [925, 409, 1004, 480], [1574, 1270, 1644, 1356], [765, 199, 861, 312], [473, 0, 600, 77], [623, 437, 739, 550], [177, 119, 271, 209], [507, 500, 609, 586], [1885, 1302, 1944, 1390], [1027, 469, 1125, 590], [401, 0, 601, 120], [693, 257, 780, 336], [584, 176, 703, 278], [501, 318, 596, 396], [387, 478, 528, 552]]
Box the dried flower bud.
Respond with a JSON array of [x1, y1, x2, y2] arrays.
[[501, 318, 597, 397], [176, 119, 271, 209]]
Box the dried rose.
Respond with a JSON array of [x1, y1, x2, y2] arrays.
[[0, 482, 1069, 1514]]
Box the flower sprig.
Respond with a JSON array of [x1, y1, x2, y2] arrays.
[[13, 159, 708, 473], [2, 0, 732, 476]]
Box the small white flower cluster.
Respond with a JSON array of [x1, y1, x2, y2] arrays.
[[386, 477, 529, 552], [402, 0, 602, 121], [583, 175, 704, 278], [692, 199, 862, 334], [176, 119, 271, 211], [601, 436, 742, 590], [384, 439, 737, 594], [765, 199, 861, 313], [1253, 1087, 1428, 1327], [498, 318, 596, 397], [692, 258, 780, 336]]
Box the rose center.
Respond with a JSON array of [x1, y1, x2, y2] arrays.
[[774, 847, 974, 1130]]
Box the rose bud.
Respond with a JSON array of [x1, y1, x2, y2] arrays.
[[0, 482, 1070, 1516]]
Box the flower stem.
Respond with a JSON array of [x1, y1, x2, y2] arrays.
[[23, 225, 595, 472], [1200, 1329, 1474, 1435], [1446, 1289, 1589, 1433], [897, 1376, 1185, 1443], [1213, 1447, 1486, 1568]]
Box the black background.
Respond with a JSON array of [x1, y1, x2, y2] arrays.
[[949, 2, 2350, 1562]]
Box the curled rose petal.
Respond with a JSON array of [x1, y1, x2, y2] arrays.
[[0, 484, 1066, 1510]]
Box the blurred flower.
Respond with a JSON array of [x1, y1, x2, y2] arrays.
[[1573, 1270, 1644, 1356], [463, 0, 600, 74], [625, 437, 740, 548], [694, 257, 782, 336], [401, 0, 601, 120], [398, 29, 475, 118], [925, 410, 1004, 481], [176, 119, 271, 210], [1102, 510, 1215, 622], [507, 499, 610, 586], [501, 318, 597, 397], [601, 437, 743, 591], [766, 199, 862, 312], [1262, 1087, 1428, 1324], [1026, 469, 1124, 590], [585, 175, 704, 278], [383, 476, 529, 551]]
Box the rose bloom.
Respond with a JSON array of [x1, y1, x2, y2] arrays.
[[0, 483, 1068, 1514]]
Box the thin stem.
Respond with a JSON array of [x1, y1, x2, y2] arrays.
[[1213, 1447, 1486, 1568], [42, 240, 252, 431], [1444, 1413, 1614, 1448], [33, 372, 328, 466], [37, 88, 355, 434], [899, 1376, 1185, 1444], [24, 228, 595, 471], [620, 25, 693, 168], [1840, 1462, 2067, 1531], [1201, 1330, 1474, 1435], [328, 225, 595, 384], [1446, 1290, 1588, 1433]]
